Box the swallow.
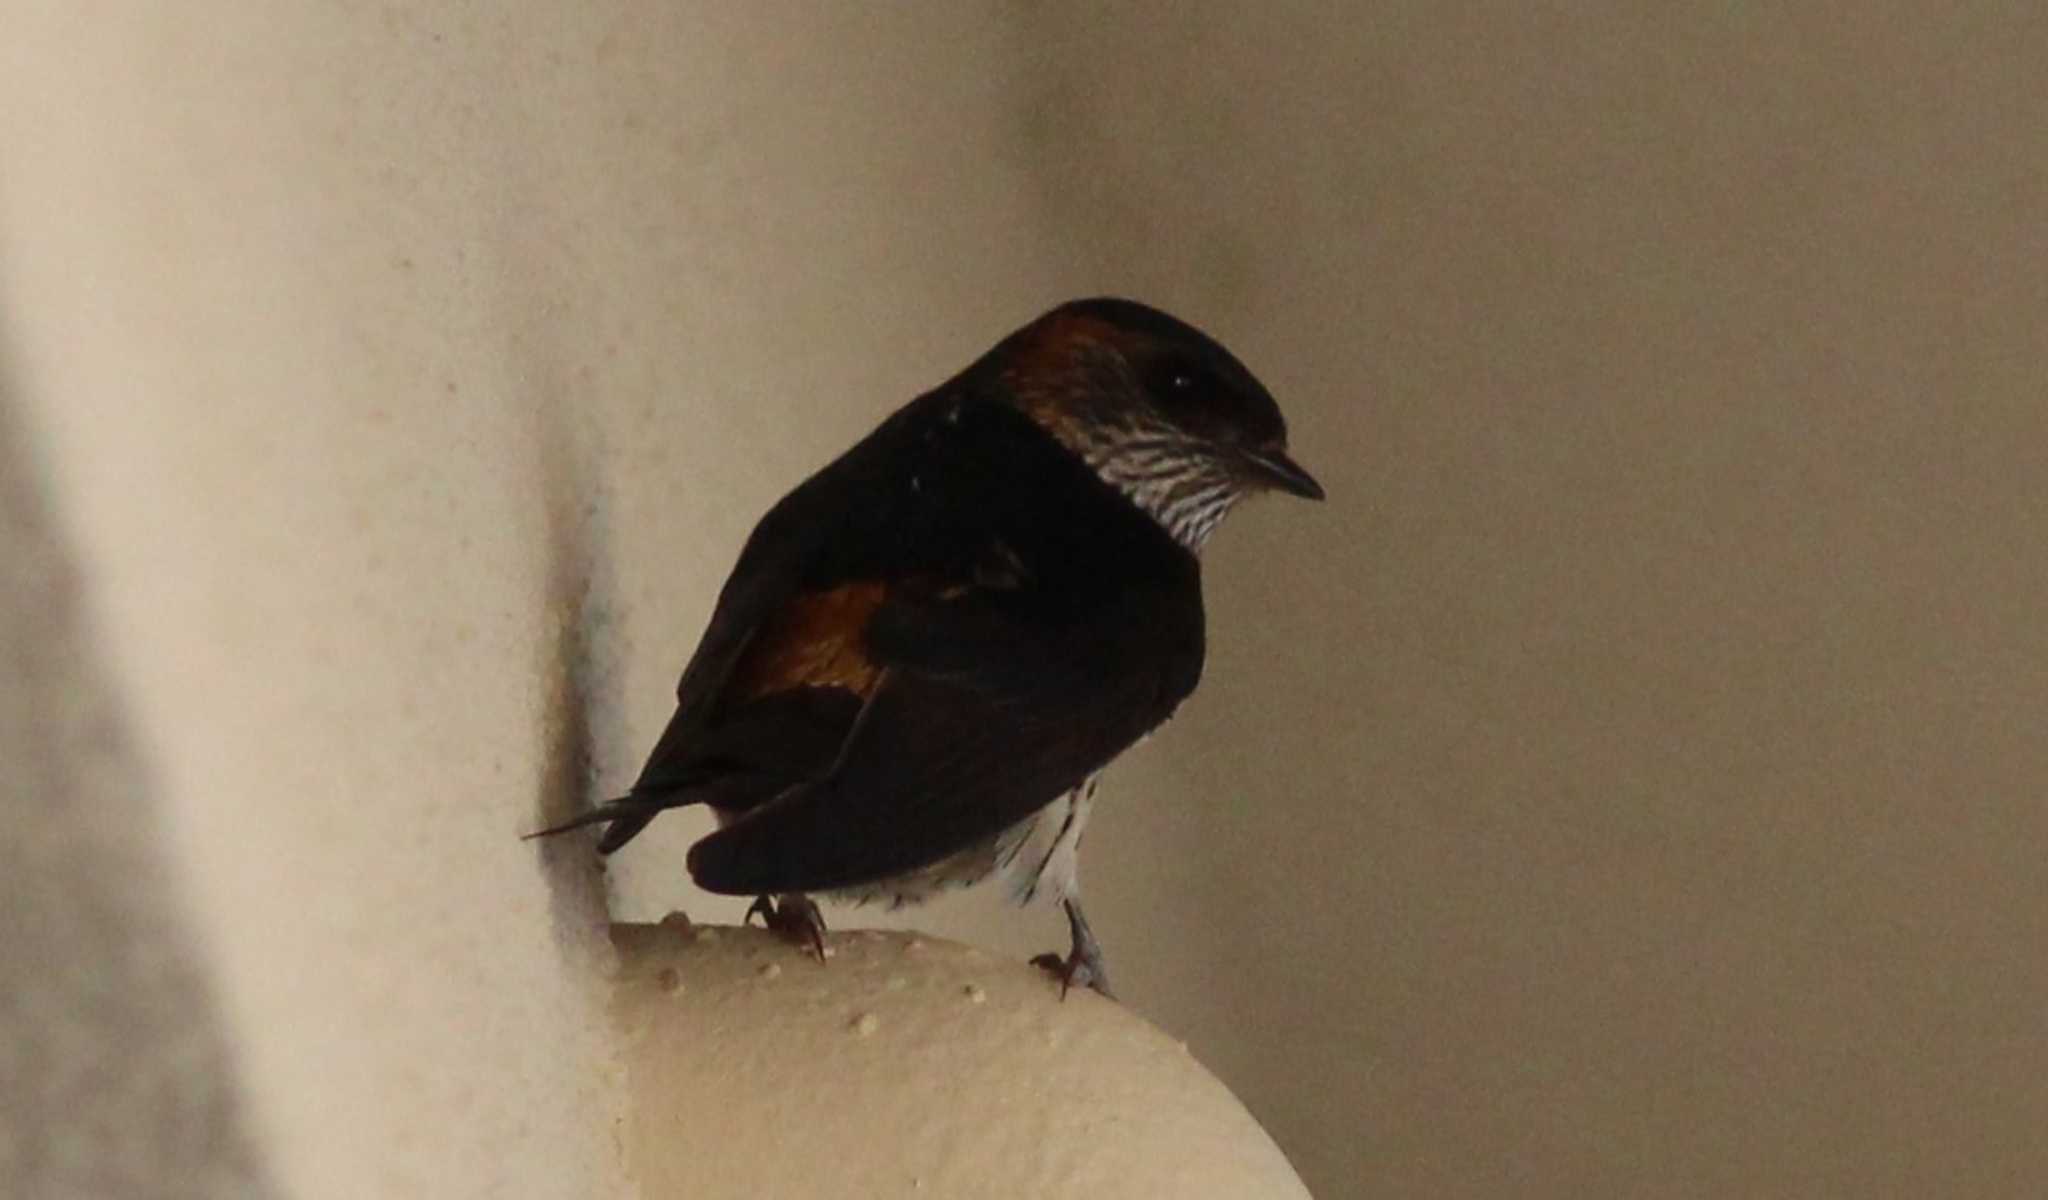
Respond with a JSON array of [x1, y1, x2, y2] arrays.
[[531, 297, 1322, 995]]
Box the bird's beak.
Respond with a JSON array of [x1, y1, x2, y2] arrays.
[[1240, 447, 1325, 501]]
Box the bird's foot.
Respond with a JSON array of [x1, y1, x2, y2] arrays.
[[745, 892, 828, 962], [1031, 950, 1109, 998], [1031, 898, 1113, 999]]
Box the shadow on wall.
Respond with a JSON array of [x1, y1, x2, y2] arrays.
[[0, 365, 278, 1199], [530, 390, 629, 952]]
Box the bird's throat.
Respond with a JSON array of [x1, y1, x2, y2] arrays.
[[1082, 445, 1243, 553]]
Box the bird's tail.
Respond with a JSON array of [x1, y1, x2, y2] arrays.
[[524, 796, 669, 855]]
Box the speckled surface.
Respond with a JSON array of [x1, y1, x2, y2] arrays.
[[612, 923, 1309, 1198]]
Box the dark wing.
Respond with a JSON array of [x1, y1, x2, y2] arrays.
[[537, 397, 946, 851], [685, 562, 1203, 894], [555, 386, 1068, 850], [681, 392, 1208, 895], [629, 581, 887, 799], [561, 387, 983, 843], [548, 386, 1206, 882]]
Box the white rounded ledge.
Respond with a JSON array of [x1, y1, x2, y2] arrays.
[[611, 921, 1312, 1199]]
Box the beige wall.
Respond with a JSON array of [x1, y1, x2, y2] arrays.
[[5, 4, 2045, 1197], [980, 8, 2048, 1195]]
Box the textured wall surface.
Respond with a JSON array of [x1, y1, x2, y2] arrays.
[[4, 4, 2046, 1198], [611, 924, 1309, 1199]]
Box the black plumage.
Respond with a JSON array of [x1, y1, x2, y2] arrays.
[[559, 383, 1203, 890], [533, 298, 1320, 992]]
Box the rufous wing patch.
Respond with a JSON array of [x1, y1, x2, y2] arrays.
[[729, 581, 889, 700]]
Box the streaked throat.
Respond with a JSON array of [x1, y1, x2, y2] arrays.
[[1084, 439, 1244, 552]]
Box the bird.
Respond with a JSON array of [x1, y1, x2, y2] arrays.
[[529, 297, 1322, 996]]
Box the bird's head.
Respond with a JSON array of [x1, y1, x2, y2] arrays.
[[983, 297, 1322, 550]]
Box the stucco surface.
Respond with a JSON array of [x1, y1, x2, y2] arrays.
[[613, 923, 1309, 1199]]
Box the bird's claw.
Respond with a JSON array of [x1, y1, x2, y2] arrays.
[[1033, 898, 1113, 999], [1031, 950, 1107, 999], [745, 893, 829, 962]]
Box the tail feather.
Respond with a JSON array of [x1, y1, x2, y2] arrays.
[[527, 770, 793, 859], [524, 796, 664, 855], [596, 812, 656, 854]]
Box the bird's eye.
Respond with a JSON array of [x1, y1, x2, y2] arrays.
[[1156, 361, 1203, 400]]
